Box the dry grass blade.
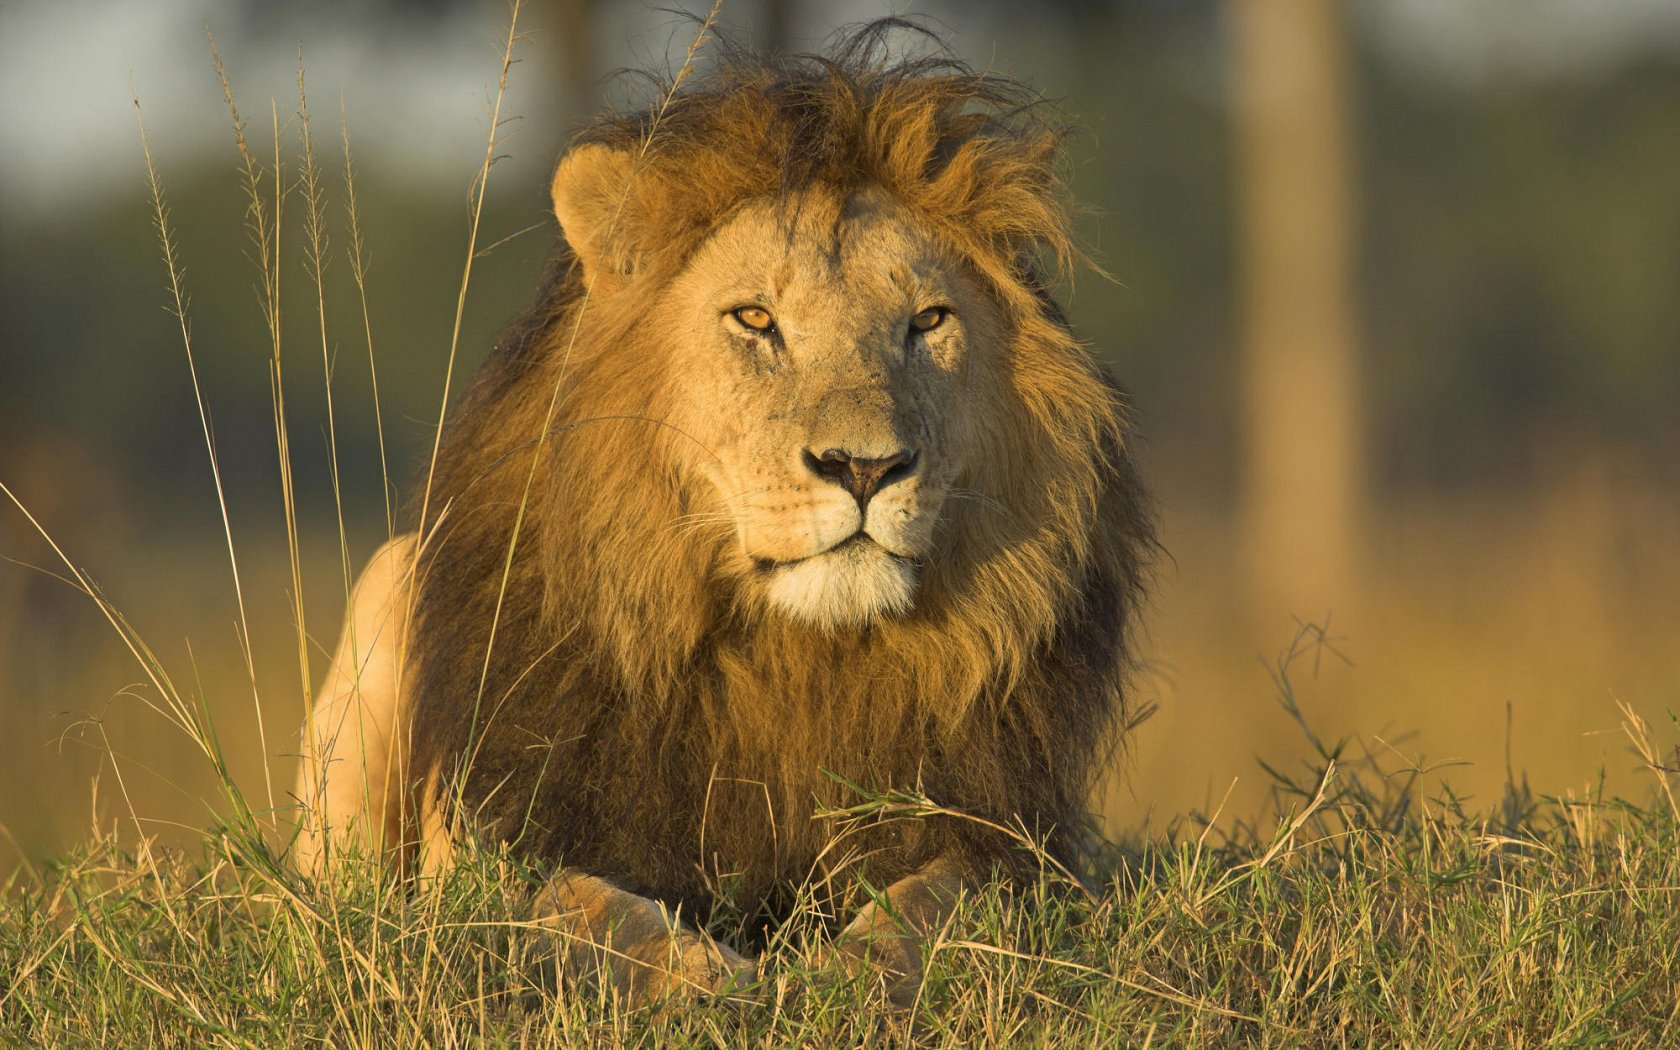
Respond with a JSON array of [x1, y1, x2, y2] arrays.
[[210, 33, 314, 724], [1618, 698, 1679, 822], [132, 83, 276, 818], [339, 101, 395, 539], [943, 939, 1261, 1023], [1234, 758, 1336, 874], [411, 0, 529, 562], [2, 485, 228, 801], [296, 53, 356, 613]]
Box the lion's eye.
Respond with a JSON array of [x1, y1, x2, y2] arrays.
[[732, 306, 775, 332], [909, 307, 947, 334]]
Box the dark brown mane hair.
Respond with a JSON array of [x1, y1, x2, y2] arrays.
[[408, 19, 1153, 922]]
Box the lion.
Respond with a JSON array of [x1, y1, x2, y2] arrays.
[[294, 24, 1153, 1008]]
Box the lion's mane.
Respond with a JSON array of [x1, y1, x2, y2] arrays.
[[408, 22, 1153, 919]]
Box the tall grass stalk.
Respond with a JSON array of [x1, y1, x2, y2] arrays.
[[411, 0, 529, 562], [133, 81, 277, 820], [295, 54, 356, 621], [210, 35, 310, 777], [339, 103, 395, 541]]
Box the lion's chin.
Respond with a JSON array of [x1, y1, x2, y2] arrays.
[[763, 538, 918, 629]]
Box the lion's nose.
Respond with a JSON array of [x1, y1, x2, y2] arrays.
[[802, 447, 919, 509]]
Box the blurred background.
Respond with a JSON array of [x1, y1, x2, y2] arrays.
[[2, 0, 1677, 868]]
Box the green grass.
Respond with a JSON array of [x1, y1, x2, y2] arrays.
[[4, 694, 1676, 1048]]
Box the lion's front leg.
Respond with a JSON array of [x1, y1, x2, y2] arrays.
[[294, 534, 418, 877], [829, 855, 968, 1007], [533, 870, 758, 1007]]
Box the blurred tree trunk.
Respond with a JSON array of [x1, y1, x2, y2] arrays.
[[552, 0, 600, 119], [1229, 0, 1364, 626], [758, 0, 796, 54]]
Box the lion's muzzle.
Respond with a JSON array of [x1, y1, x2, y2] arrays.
[[802, 446, 919, 510]]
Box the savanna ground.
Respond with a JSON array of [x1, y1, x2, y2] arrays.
[[5, 8, 1680, 1047]]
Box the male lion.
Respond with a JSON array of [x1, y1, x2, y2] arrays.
[[295, 25, 1152, 1007]]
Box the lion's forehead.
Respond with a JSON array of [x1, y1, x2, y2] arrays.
[[695, 191, 958, 321]]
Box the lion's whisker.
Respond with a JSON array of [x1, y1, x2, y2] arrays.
[[666, 515, 735, 538], [667, 512, 733, 527], [714, 485, 776, 509], [948, 488, 1014, 519]]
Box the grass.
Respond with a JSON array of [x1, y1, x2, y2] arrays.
[[4, 7, 1679, 1047], [2, 673, 1676, 1047]]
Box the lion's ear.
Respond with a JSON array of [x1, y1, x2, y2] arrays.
[[551, 143, 640, 284]]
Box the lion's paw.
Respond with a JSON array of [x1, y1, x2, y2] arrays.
[[650, 929, 761, 1002], [820, 927, 925, 1009]]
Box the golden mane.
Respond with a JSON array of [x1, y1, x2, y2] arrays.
[[406, 22, 1154, 920]]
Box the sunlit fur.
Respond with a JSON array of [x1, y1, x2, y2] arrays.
[[766, 539, 920, 627], [403, 23, 1155, 920]]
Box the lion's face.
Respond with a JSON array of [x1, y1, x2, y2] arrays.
[[652, 189, 1004, 628]]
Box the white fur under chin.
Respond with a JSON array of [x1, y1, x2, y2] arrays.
[[766, 541, 918, 628]]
